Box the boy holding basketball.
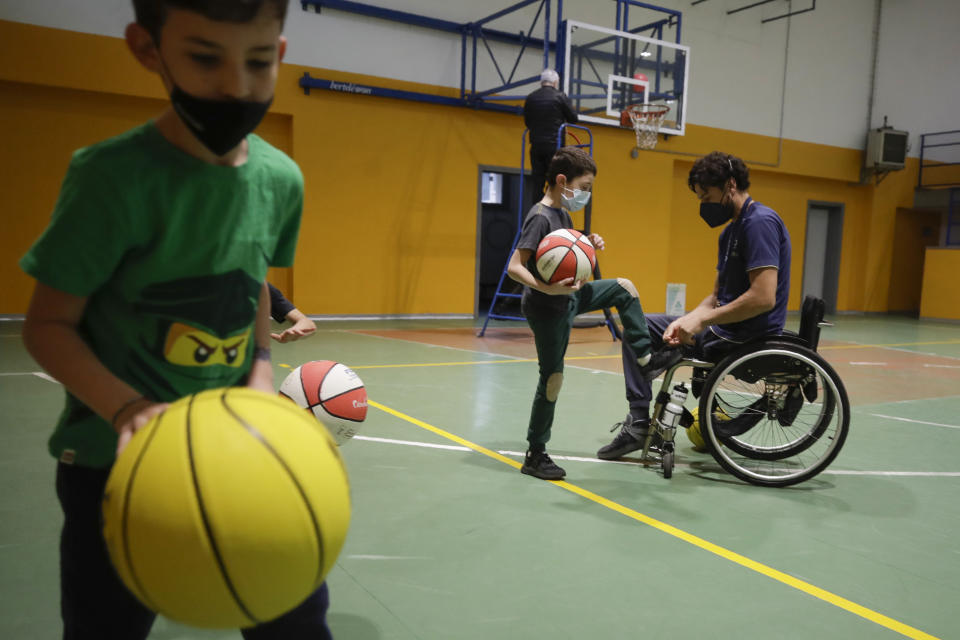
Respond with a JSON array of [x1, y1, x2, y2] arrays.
[[20, 1, 333, 637], [507, 147, 679, 480]]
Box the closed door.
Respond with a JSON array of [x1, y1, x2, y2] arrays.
[[802, 208, 829, 301], [802, 204, 843, 313]]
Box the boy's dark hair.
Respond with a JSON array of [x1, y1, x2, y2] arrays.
[[546, 147, 597, 186], [133, 0, 289, 40], [688, 151, 750, 193]]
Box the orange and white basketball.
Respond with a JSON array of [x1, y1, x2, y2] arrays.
[[535, 228, 596, 284], [279, 361, 367, 445]]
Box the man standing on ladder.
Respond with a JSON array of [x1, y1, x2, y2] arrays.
[[524, 69, 579, 208]]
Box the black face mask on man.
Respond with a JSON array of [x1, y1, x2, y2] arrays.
[[699, 189, 737, 228]]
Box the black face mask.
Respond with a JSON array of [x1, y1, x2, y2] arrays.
[[699, 202, 731, 228], [170, 85, 273, 156], [699, 192, 737, 228]]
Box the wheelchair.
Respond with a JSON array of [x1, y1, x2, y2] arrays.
[[636, 296, 850, 487]]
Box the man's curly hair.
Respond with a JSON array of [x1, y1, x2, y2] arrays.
[[688, 151, 750, 193]]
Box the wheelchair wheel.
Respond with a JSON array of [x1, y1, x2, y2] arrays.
[[661, 442, 674, 479], [708, 383, 834, 461], [698, 341, 849, 487]]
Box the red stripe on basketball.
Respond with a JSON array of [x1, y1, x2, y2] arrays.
[[299, 361, 336, 406], [321, 388, 368, 422], [553, 248, 579, 282]]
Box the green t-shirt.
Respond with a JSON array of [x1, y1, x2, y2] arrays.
[[20, 123, 303, 468]]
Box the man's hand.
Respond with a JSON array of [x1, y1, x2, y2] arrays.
[[663, 313, 706, 346], [588, 233, 605, 251], [116, 401, 169, 455], [270, 316, 317, 343]]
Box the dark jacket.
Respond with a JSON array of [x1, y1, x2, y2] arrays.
[[523, 86, 579, 149]]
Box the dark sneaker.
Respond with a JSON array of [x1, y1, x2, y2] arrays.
[[714, 397, 766, 439], [637, 347, 684, 383], [778, 385, 804, 427], [597, 415, 655, 460], [801, 374, 819, 403], [521, 450, 566, 480]]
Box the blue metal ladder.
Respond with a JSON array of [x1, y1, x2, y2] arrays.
[[477, 124, 620, 339]]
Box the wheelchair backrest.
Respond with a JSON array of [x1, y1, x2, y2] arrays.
[[799, 296, 825, 350]]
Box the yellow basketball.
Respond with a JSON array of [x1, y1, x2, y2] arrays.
[[102, 387, 351, 629], [686, 406, 708, 452]]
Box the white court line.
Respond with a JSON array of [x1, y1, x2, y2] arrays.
[[354, 436, 645, 465], [497, 449, 653, 466], [353, 435, 470, 452], [923, 364, 960, 369], [849, 361, 887, 366], [834, 339, 960, 362], [0, 371, 60, 384], [873, 393, 960, 406], [353, 434, 960, 477], [822, 470, 960, 477], [868, 413, 960, 431], [345, 554, 430, 561]]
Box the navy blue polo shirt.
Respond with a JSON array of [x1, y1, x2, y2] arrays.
[[711, 197, 791, 342]]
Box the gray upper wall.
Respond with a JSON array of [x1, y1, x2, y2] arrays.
[[2, 0, 957, 157]]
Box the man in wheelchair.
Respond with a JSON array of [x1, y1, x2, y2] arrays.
[[598, 151, 793, 460]]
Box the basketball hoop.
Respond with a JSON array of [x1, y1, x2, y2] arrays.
[[620, 103, 669, 156]]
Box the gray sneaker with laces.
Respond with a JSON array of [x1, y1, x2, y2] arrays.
[[597, 414, 658, 460]]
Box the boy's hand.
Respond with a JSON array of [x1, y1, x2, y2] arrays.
[[116, 401, 169, 455], [588, 233, 605, 250], [543, 277, 583, 295]]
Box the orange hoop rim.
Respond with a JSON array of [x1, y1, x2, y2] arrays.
[[624, 103, 669, 118]]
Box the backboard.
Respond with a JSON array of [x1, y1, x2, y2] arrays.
[[562, 20, 689, 136]]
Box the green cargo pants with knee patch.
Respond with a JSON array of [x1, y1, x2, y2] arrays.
[[525, 278, 652, 447]]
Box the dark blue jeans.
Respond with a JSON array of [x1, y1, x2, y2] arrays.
[[56, 462, 333, 640], [620, 314, 740, 418]]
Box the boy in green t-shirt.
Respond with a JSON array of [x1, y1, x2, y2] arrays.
[[19, 1, 332, 637]]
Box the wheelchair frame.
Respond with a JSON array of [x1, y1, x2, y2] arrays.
[[635, 297, 851, 487]]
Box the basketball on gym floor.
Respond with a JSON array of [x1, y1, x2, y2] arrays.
[[686, 406, 707, 451], [279, 360, 368, 445], [102, 387, 351, 629], [535, 228, 596, 284]]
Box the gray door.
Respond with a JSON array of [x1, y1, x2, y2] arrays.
[[801, 203, 843, 313]]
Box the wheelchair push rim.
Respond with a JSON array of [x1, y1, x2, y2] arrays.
[[698, 343, 850, 487]]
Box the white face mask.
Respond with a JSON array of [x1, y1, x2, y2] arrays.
[[561, 186, 591, 211]]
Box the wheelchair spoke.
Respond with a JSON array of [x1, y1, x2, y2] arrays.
[[699, 343, 850, 487]]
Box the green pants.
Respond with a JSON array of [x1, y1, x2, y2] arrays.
[[524, 278, 652, 447]]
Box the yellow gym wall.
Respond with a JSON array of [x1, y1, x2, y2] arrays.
[[920, 248, 960, 320], [0, 19, 929, 317]]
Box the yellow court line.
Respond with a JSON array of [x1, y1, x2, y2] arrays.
[[347, 339, 960, 370], [369, 398, 941, 640]]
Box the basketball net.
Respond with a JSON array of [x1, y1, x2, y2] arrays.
[[622, 103, 669, 151]]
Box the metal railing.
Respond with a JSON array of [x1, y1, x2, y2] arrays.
[[918, 129, 960, 188]]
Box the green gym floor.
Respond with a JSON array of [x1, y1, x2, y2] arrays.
[[1, 314, 959, 640]]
